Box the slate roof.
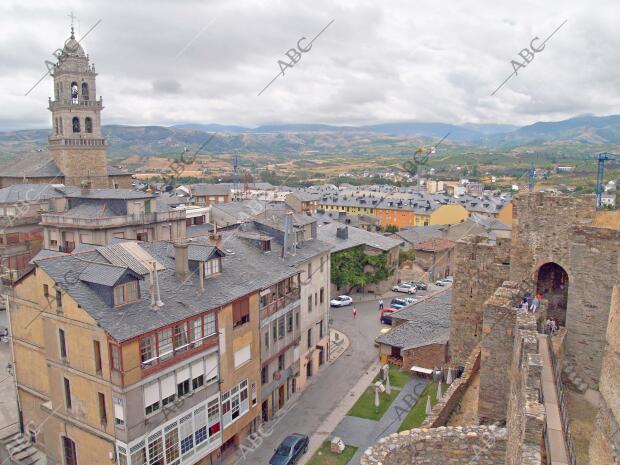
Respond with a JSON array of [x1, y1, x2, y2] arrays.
[[187, 223, 215, 237], [0, 184, 75, 204], [65, 189, 154, 200], [316, 222, 403, 253], [80, 262, 141, 286], [377, 289, 451, 350], [415, 238, 455, 252], [0, 158, 63, 178], [32, 233, 312, 342], [59, 202, 121, 218], [392, 225, 447, 246], [252, 210, 316, 230], [211, 201, 286, 223], [189, 184, 232, 196], [288, 191, 319, 202]]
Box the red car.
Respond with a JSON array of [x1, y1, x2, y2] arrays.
[[380, 307, 399, 325]]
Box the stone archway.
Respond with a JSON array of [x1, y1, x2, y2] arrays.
[[536, 262, 569, 326]]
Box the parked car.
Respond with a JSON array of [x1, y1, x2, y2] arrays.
[[391, 283, 416, 294], [270, 434, 309, 465], [435, 280, 446, 286], [409, 281, 428, 291], [390, 298, 408, 307], [330, 295, 353, 307], [443, 276, 453, 283], [380, 307, 399, 325]]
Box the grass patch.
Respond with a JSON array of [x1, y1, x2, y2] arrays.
[[398, 382, 449, 432], [306, 440, 358, 465], [373, 365, 411, 389], [347, 386, 400, 421]]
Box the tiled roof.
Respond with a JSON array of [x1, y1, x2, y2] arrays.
[[189, 183, 232, 196], [0, 158, 63, 178], [80, 262, 140, 286], [0, 184, 75, 204], [415, 238, 455, 252], [65, 188, 154, 200], [393, 225, 446, 246]]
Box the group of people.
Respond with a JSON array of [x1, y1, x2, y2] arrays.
[[544, 318, 559, 335], [519, 291, 542, 312]]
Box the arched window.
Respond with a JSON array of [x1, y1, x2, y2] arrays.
[[71, 81, 79, 104], [81, 82, 89, 100], [62, 436, 78, 465], [59, 117, 63, 134], [85, 117, 93, 133], [72, 117, 80, 133]]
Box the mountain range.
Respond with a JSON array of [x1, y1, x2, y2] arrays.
[[1, 115, 619, 164]]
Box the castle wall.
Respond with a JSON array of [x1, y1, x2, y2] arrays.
[[449, 236, 511, 364], [478, 282, 520, 424]]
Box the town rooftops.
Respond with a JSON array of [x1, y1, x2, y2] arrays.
[[414, 238, 455, 252], [187, 183, 232, 196], [392, 225, 447, 246], [65, 188, 155, 200], [30, 234, 302, 342], [377, 289, 451, 350], [317, 221, 403, 253], [0, 183, 76, 204], [0, 157, 130, 179], [288, 191, 320, 202]]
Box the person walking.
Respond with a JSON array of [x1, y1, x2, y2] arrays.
[[379, 299, 384, 311], [531, 295, 540, 312], [352, 307, 357, 319]]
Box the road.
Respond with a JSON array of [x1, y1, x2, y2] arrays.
[[235, 284, 445, 465]]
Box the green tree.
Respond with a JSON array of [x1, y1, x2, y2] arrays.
[[331, 247, 393, 292]]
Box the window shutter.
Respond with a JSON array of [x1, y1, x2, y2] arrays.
[[144, 383, 159, 407], [192, 359, 204, 379], [177, 366, 190, 383], [205, 354, 218, 379], [234, 344, 251, 368], [161, 374, 175, 398], [113, 398, 125, 421]]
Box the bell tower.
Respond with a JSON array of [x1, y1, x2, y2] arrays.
[[48, 25, 110, 188]]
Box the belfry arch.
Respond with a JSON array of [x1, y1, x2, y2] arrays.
[[536, 262, 569, 326]]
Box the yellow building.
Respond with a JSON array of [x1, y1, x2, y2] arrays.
[[375, 200, 469, 229]]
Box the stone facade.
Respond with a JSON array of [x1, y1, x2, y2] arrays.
[[449, 236, 511, 364]]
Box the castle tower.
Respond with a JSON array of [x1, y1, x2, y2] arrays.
[[48, 26, 110, 188]]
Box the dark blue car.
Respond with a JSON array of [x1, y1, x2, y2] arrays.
[[269, 434, 309, 465]]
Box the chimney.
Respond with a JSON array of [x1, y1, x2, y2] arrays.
[[336, 226, 348, 240], [174, 242, 190, 280], [208, 232, 223, 249], [282, 212, 296, 257]]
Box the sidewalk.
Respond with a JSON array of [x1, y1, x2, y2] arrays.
[[329, 328, 349, 361]]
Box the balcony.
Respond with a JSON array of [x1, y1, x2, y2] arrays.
[[41, 210, 186, 229], [48, 137, 106, 147], [48, 97, 103, 110], [260, 289, 301, 320]]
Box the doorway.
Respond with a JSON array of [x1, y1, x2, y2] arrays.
[[536, 262, 569, 326]]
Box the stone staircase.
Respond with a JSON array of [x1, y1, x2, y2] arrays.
[[562, 361, 588, 393], [0, 424, 47, 465]]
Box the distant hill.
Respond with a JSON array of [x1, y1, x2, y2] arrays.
[[1, 115, 619, 165]]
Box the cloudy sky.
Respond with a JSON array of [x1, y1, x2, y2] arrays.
[[1, 0, 619, 130]]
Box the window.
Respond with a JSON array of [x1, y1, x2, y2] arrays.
[[180, 418, 194, 454], [286, 312, 293, 333], [43, 284, 49, 297], [320, 256, 324, 272], [320, 287, 324, 304], [144, 383, 160, 415], [295, 310, 300, 328], [63, 377, 72, 409], [204, 312, 216, 336], [222, 379, 249, 427], [72, 116, 80, 133], [148, 436, 163, 465], [234, 344, 251, 368], [308, 295, 313, 313], [307, 328, 312, 349], [177, 378, 190, 397], [113, 281, 139, 306], [261, 366, 268, 385], [110, 345, 121, 371], [113, 397, 125, 426], [264, 330, 269, 348], [62, 436, 77, 465], [59, 329, 67, 359], [315, 292, 318, 306], [85, 117, 93, 133], [320, 320, 324, 339], [160, 373, 176, 406], [93, 341, 103, 374], [278, 354, 285, 371], [130, 447, 146, 465], [190, 318, 202, 347], [307, 263, 312, 277], [158, 329, 173, 361], [192, 359, 204, 390], [140, 335, 156, 367], [232, 298, 250, 327], [277, 317, 285, 340], [166, 428, 179, 463], [272, 321, 277, 343], [205, 353, 218, 384], [98, 392, 107, 425], [56, 290, 63, 309], [206, 258, 221, 276], [174, 323, 189, 352]]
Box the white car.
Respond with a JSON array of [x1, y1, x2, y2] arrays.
[[330, 295, 353, 307], [392, 283, 417, 294]]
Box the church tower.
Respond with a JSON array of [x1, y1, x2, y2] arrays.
[[48, 26, 110, 188]]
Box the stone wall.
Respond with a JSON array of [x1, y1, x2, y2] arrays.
[[479, 282, 520, 424], [360, 425, 507, 465], [449, 236, 511, 364], [421, 345, 481, 428], [589, 258, 620, 465], [402, 343, 448, 371], [505, 311, 545, 465]]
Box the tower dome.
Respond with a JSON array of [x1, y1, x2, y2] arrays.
[[61, 27, 86, 59]]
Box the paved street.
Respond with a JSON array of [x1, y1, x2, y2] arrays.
[[236, 285, 444, 465]]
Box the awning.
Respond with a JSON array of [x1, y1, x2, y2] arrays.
[[410, 366, 433, 375]]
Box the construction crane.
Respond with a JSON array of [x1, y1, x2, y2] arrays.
[[595, 152, 618, 210]]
